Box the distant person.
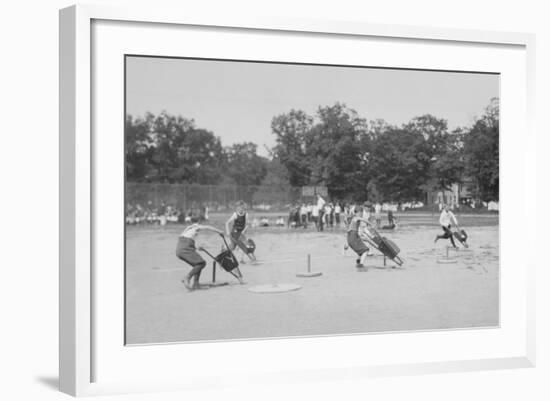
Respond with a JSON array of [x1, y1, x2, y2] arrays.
[[382, 209, 397, 229], [289, 205, 300, 228], [434, 204, 459, 248], [324, 203, 333, 228], [260, 216, 269, 227], [176, 223, 225, 291], [374, 202, 382, 228], [316, 194, 326, 231], [300, 203, 308, 228], [312, 203, 320, 230], [334, 202, 342, 227], [345, 204, 354, 227], [276, 216, 285, 227], [362, 203, 371, 223]]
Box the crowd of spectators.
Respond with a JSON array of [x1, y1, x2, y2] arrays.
[[125, 201, 210, 225]]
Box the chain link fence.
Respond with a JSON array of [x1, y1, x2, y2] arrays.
[[126, 183, 303, 212]]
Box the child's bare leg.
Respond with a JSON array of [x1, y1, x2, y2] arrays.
[[182, 274, 193, 290], [183, 263, 204, 291], [233, 268, 245, 284], [360, 252, 369, 267]]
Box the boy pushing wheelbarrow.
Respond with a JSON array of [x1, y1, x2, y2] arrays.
[[176, 223, 244, 291]]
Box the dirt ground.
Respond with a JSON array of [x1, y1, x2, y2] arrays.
[[125, 213, 499, 344]]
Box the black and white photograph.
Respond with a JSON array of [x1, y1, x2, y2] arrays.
[[124, 56, 500, 344]]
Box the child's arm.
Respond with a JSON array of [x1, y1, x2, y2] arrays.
[[197, 224, 224, 235], [225, 214, 235, 235], [359, 217, 373, 226], [451, 213, 459, 229]]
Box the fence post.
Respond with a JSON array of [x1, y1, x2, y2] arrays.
[[183, 186, 187, 212]]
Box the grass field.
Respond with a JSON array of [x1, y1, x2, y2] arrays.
[[125, 212, 499, 344]]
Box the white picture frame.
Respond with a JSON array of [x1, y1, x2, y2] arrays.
[[59, 4, 536, 397]]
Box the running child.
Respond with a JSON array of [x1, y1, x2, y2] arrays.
[[347, 206, 374, 268], [226, 200, 257, 262], [434, 204, 459, 248], [176, 223, 225, 291]]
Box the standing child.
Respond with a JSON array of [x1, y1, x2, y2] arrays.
[[334, 202, 341, 227], [347, 206, 374, 268], [312, 203, 320, 231], [226, 200, 257, 262], [374, 202, 382, 228], [316, 194, 326, 231], [300, 203, 308, 229], [176, 223, 226, 291]]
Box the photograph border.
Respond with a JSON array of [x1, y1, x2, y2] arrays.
[[60, 4, 536, 396], [122, 53, 502, 345]]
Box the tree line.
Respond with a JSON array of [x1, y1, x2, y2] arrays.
[[125, 97, 499, 203]]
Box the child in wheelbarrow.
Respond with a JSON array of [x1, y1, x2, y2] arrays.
[[176, 223, 244, 291]]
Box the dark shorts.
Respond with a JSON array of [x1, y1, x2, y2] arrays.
[[440, 225, 453, 238], [347, 230, 369, 256], [230, 229, 249, 253], [176, 237, 206, 267], [230, 228, 243, 241]]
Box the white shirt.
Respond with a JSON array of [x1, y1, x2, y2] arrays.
[[312, 205, 319, 217], [335, 205, 341, 214], [317, 196, 326, 209], [180, 223, 200, 239], [439, 210, 457, 227]]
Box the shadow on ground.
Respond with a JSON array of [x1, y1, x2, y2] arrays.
[[35, 376, 58, 391]]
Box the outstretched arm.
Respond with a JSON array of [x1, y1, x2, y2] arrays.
[[197, 224, 224, 235], [451, 213, 459, 228], [359, 217, 373, 226]]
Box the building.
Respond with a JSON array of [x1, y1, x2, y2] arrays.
[[426, 180, 476, 210]]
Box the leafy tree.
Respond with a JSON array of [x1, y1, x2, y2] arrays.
[[305, 103, 368, 199], [260, 157, 290, 187], [223, 142, 268, 186], [254, 158, 294, 205], [463, 98, 499, 201], [428, 128, 465, 191], [125, 111, 224, 184], [271, 109, 313, 186], [125, 113, 155, 181], [367, 128, 430, 202], [171, 128, 224, 184], [404, 114, 465, 192]]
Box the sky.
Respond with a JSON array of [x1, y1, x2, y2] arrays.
[[126, 56, 499, 156]]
